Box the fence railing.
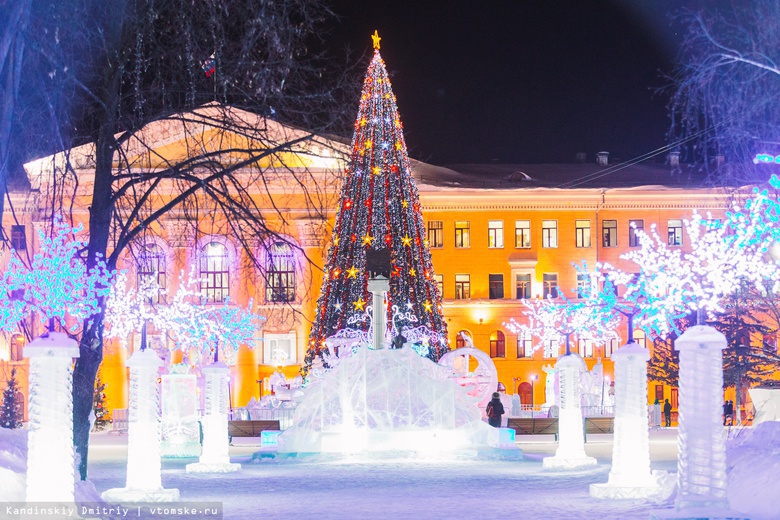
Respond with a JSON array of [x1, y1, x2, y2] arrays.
[[230, 406, 296, 430], [507, 404, 614, 418]]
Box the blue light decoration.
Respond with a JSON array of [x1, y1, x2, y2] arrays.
[[753, 153, 780, 164], [0, 215, 112, 334], [600, 174, 780, 337]]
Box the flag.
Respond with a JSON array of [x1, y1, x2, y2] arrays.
[[202, 54, 215, 77]]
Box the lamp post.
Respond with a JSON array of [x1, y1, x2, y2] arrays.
[[530, 374, 537, 417]]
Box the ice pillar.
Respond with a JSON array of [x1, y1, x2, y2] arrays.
[[367, 276, 389, 350], [24, 332, 79, 503], [103, 348, 179, 502], [674, 325, 728, 511], [591, 342, 662, 498], [186, 362, 240, 473], [543, 353, 596, 469]]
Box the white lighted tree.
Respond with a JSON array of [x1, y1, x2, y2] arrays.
[[106, 269, 262, 363]]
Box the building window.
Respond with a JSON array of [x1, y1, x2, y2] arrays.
[[489, 274, 504, 299], [138, 243, 166, 302], [629, 219, 643, 247], [200, 242, 230, 303], [634, 329, 647, 349], [456, 330, 472, 348], [263, 332, 296, 365], [575, 220, 591, 248], [516, 274, 531, 299], [604, 338, 619, 358], [10, 225, 25, 251], [602, 219, 618, 247], [434, 273, 444, 298], [668, 219, 683, 246], [517, 337, 533, 359], [427, 220, 443, 248], [543, 273, 558, 298], [576, 273, 591, 298], [542, 220, 557, 248], [543, 340, 558, 359], [515, 220, 531, 248], [488, 220, 504, 248], [655, 384, 664, 402], [490, 330, 506, 358], [455, 274, 470, 299], [455, 221, 470, 248], [266, 241, 296, 303], [579, 339, 594, 358], [602, 274, 619, 296]]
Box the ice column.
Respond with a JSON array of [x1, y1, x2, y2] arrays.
[[24, 332, 79, 503], [674, 325, 728, 511], [186, 362, 240, 473], [103, 348, 179, 502], [591, 342, 661, 498], [368, 276, 389, 350], [543, 353, 596, 469]]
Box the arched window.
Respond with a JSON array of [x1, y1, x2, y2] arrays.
[[579, 339, 594, 358], [634, 329, 647, 349], [455, 330, 472, 348], [604, 337, 619, 358], [266, 241, 296, 303], [490, 330, 505, 358], [137, 243, 166, 301], [200, 242, 230, 303]]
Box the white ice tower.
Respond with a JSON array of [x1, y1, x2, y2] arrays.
[[543, 352, 596, 469], [591, 342, 663, 498], [103, 347, 179, 502], [186, 359, 240, 473], [24, 332, 79, 503]]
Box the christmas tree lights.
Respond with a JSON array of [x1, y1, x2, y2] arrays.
[[305, 34, 447, 371]]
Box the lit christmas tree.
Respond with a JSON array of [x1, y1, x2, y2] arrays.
[[0, 368, 23, 429], [305, 32, 447, 371]]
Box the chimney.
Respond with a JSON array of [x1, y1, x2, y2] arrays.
[[596, 151, 609, 166], [669, 151, 680, 167], [575, 152, 586, 163]]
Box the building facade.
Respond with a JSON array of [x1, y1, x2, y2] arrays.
[[0, 106, 765, 418]]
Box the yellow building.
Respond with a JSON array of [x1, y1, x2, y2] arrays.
[[1, 105, 760, 417]]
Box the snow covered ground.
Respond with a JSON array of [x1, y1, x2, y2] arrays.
[[2, 425, 779, 519]]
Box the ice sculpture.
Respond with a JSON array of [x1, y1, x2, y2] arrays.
[[277, 346, 498, 454], [160, 364, 200, 457], [103, 348, 179, 502], [438, 347, 498, 408], [24, 332, 79, 503], [542, 364, 559, 409], [591, 343, 663, 499], [186, 361, 240, 473], [543, 353, 596, 469], [368, 276, 389, 349], [674, 325, 729, 511]]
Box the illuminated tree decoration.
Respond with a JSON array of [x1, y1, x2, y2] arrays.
[[0, 215, 112, 333], [106, 269, 262, 365], [305, 35, 447, 371], [503, 282, 620, 358]]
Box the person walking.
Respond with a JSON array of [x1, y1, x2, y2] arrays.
[[486, 392, 505, 428], [724, 400, 734, 426], [652, 398, 662, 429], [663, 398, 672, 427]]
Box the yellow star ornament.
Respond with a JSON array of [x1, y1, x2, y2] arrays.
[[346, 266, 359, 279], [401, 235, 412, 247], [423, 300, 433, 312], [353, 297, 367, 311], [362, 234, 375, 246], [371, 30, 381, 50]]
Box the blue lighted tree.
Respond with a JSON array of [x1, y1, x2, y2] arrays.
[[0, 216, 112, 336]]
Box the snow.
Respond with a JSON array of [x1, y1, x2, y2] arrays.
[[2, 424, 779, 518]]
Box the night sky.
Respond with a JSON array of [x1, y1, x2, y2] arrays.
[[323, 1, 683, 165]]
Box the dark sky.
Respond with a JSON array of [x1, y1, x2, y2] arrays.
[[323, 1, 683, 165]]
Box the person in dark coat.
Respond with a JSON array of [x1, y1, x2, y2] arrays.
[[663, 399, 672, 427], [486, 392, 505, 428]]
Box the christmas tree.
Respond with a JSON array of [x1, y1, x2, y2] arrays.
[[93, 371, 109, 431], [305, 32, 447, 371], [0, 368, 24, 429]]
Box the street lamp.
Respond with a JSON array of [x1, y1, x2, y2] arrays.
[[530, 374, 537, 417]]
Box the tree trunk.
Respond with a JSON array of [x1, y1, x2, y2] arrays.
[[72, 103, 117, 479]]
